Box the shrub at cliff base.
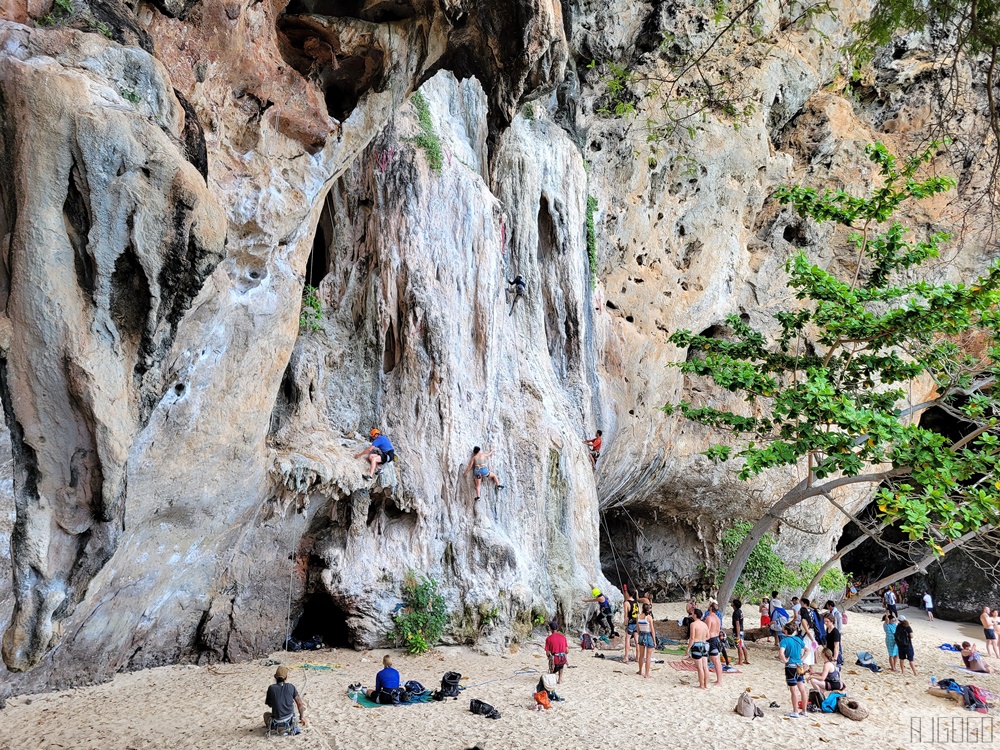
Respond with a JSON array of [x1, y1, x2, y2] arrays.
[[390, 573, 448, 654]]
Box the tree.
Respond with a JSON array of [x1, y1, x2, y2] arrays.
[[664, 142, 1000, 609]]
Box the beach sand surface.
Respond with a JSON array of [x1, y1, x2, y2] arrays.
[[1, 604, 997, 750]]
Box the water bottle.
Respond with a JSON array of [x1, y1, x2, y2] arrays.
[[930, 675, 937, 686]]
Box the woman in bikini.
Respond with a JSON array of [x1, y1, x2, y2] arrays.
[[462, 446, 504, 500], [636, 603, 657, 679], [760, 598, 771, 628]]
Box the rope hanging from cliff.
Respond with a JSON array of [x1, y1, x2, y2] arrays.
[[284, 548, 295, 653]]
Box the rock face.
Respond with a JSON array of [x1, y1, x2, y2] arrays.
[[0, 0, 996, 695]]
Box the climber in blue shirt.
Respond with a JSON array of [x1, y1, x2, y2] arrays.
[[355, 428, 396, 479]]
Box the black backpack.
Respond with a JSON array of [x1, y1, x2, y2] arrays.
[[470, 698, 501, 719], [404, 680, 427, 697], [432, 671, 462, 701]]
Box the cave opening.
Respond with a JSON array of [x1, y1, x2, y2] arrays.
[[837, 405, 974, 600], [293, 578, 353, 649], [307, 224, 329, 288]]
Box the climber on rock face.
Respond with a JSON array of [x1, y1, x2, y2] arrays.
[[583, 430, 602, 467], [506, 273, 526, 316], [462, 446, 504, 500], [583, 587, 619, 637], [355, 428, 395, 479]]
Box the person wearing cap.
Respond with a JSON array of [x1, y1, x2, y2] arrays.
[[264, 665, 306, 733], [355, 428, 395, 479], [583, 587, 619, 637], [544, 620, 569, 682]]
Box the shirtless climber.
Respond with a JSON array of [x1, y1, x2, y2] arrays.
[[355, 428, 395, 479], [583, 430, 602, 468], [506, 274, 526, 316]]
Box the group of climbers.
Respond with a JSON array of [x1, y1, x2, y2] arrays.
[[354, 428, 606, 497]]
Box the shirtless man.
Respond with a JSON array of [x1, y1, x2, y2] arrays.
[[982, 606, 999, 658], [686, 609, 711, 689], [704, 605, 724, 685]]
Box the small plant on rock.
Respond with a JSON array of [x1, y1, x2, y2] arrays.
[[390, 573, 448, 654], [299, 284, 322, 333], [410, 91, 443, 172]]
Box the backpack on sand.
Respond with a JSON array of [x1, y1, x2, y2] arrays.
[[432, 671, 462, 701], [470, 698, 501, 719], [581, 633, 594, 650], [734, 691, 763, 719]]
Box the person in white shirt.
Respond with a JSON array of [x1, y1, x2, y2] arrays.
[[922, 592, 935, 621], [791, 596, 802, 624]]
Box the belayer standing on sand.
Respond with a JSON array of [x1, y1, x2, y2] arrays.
[[583, 430, 602, 468], [355, 428, 395, 479], [462, 446, 505, 500], [544, 620, 568, 683], [583, 587, 619, 637]]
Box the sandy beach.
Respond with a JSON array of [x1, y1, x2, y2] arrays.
[[1, 604, 997, 750]]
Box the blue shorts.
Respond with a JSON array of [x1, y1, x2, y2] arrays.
[[626, 623, 637, 635], [690, 641, 708, 659], [638, 632, 655, 649], [985, 629, 996, 641], [474, 467, 489, 478]]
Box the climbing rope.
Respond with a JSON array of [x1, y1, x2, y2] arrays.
[[284, 546, 295, 653]]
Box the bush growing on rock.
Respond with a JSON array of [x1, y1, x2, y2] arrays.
[[389, 573, 448, 654]]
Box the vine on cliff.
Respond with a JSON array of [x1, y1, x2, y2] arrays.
[[586, 195, 598, 287], [410, 91, 443, 173]]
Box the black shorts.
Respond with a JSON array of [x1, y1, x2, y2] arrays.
[[690, 641, 708, 659], [785, 666, 804, 685], [379, 449, 395, 465], [707, 636, 722, 657], [825, 679, 844, 691]]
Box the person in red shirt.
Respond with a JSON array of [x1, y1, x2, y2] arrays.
[[583, 430, 603, 467], [544, 620, 569, 683]]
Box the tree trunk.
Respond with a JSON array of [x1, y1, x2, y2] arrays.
[[715, 470, 896, 609], [845, 527, 991, 609], [802, 522, 889, 601]]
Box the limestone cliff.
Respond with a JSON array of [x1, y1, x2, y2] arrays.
[[0, 0, 996, 696]]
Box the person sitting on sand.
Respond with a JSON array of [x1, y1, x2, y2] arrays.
[[367, 654, 401, 703], [686, 609, 712, 689], [545, 620, 568, 682], [636, 603, 657, 679], [961, 641, 993, 673], [808, 648, 845, 696], [265, 666, 307, 733], [779, 623, 808, 719]]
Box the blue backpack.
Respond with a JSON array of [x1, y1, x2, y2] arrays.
[[821, 691, 845, 713], [811, 609, 827, 644]]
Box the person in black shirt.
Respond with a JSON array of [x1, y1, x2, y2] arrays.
[[732, 598, 749, 665], [823, 613, 843, 668], [264, 666, 307, 733], [894, 615, 918, 676]]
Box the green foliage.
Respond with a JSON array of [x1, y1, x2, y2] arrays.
[[480, 606, 500, 627], [585, 195, 598, 287], [666, 142, 1000, 551], [390, 574, 448, 654], [523, 102, 535, 121], [37, 0, 72, 26], [88, 18, 113, 39], [717, 523, 848, 598], [597, 62, 638, 118], [299, 284, 322, 333], [119, 87, 142, 104], [410, 91, 443, 173], [851, 0, 1000, 62]]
